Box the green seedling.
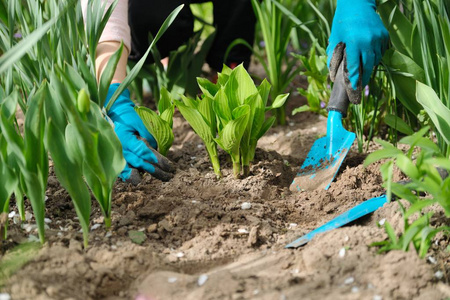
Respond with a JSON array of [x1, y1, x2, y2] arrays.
[[135, 87, 175, 156], [365, 127, 450, 258], [177, 64, 288, 178]]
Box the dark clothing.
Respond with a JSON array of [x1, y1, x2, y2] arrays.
[[128, 0, 256, 70]]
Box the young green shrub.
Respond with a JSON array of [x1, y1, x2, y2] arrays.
[[176, 64, 288, 178], [365, 127, 450, 258], [135, 87, 175, 156]]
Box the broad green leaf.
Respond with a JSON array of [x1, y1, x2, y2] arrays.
[[197, 77, 219, 98], [256, 116, 276, 140], [395, 154, 420, 180], [135, 106, 174, 156], [47, 120, 91, 247], [384, 114, 414, 136], [198, 96, 216, 136], [213, 87, 232, 124], [364, 147, 402, 166], [257, 79, 271, 106], [158, 86, 173, 114], [416, 81, 450, 145], [160, 105, 175, 128], [216, 107, 250, 153], [405, 200, 437, 218], [268, 93, 289, 110], [175, 100, 214, 144]]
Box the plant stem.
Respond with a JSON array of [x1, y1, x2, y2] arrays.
[[206, 144, 222, 178], [104, 216, 111, 228], [233, 162, 241, 178]]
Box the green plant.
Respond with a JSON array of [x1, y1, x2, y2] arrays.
[[176, 64, 288, 178], [379, 0, 450, 156], [0, 0, 182, 246], [365, 127, 450, 257], [291, 42, 329, 117], [135, 87, 175, 156]]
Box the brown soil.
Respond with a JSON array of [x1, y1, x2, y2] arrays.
[[1, 67, 450, 300]]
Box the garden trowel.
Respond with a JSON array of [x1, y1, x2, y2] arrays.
[[285, 195, 388, 248], [290, 60, 355, 192]]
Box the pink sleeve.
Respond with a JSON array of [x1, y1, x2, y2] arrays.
[[81, 0, 131, 52]]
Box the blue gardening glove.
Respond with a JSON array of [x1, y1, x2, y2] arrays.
[[106, 83, 175, 183], [327, 0, 389, 104]]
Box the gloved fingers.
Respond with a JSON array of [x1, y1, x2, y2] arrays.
[[125, 134, 160, 164], [135, 120, 158, 149], [136, 136, 176, 173], [123, 149, 174, 182], [343, 50, 362, 104], [328, 42, 345, 82], [119, 165, 142, 185], [361, 50, 376, 88]]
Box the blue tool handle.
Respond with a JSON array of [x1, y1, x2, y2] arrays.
[[327, 60, 349, 117], [285, 195, 388, 248]]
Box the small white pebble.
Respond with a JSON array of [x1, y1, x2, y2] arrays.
[[238, 229, 249, 234], [44, 196, 48, 202], [344, 235, 349, 242], [25, 211, 33, 221], [13, 216, 21, 225], [105, 232, 112, 238], [197, 144, 203, 149], [91, 224, 101, 231], [288, 223, 297, 229], [192, 200, 197, 204], [23, 224, 35, 233], [290, 269, 299, 274], [378, 218, 386, 226], [344, 277, 354, 285], [27, 235, 39, 242], [0, 293, 11, 300], [8, 211, 16, 218], [176, 252, 185, 258], [57, 232, 63, 237], [427, 256, 437, 264], [111, 245, 117, 250], [373, 295, 382, 300], [168, 277, 178, 283], [44, 218, 52, 224], [339, 248, 346, 258], [434, 271, 444, 279], [286, 131, 293, 137], [289, 122, 294, 127], [190, 156, 196, 160], [241, 202, 252, 210], [253, 289, 259, 295], [138, 227, 146, 232], [351, 287, 359, 293], [198, 274, 208, 286], [367, 283, 375, 289]]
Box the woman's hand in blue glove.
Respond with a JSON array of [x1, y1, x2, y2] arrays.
[[327, 0, 389, 104], [106, 83, 174, 183]]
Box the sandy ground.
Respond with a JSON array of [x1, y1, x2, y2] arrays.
[[1, 68, 449, 300]]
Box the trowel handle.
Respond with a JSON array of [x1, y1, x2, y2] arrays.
[[327, 61, 349, 117]]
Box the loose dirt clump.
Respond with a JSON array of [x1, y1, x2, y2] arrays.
[[1, 79, 449, 300]]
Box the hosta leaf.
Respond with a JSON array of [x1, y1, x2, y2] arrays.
[[175, 100, 214, 145], [216, 106, 250, 153], [198, 96, 216, 136], [257, 79, 271, 106], [197, 77, 219, 98], [213, 87, 232, 124], [160, 105, 175, 128], [269, 93, 289, 109], [135, 106, 174, 156], [158, 86, 173, 114]]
